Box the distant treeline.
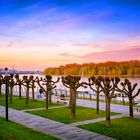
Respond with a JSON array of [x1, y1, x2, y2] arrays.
[[43, 60, 140, 77]]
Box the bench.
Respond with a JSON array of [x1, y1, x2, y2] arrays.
[[56, 97, 69, 104]]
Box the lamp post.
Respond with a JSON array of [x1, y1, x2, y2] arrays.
[[5, 67, 9, 121]]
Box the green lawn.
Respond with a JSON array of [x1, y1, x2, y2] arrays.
[[0, 117, 59, 140], [0, 94, 63, 110], [79, 117, 140, 140], [28, 106, 118, 124]]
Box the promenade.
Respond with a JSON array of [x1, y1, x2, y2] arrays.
[[0, 105, 116, 140], [1, 89, 140, 139], [77, 99, 129, 115]]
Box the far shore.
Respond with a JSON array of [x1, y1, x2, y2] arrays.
[[42, 74, 140, 78]]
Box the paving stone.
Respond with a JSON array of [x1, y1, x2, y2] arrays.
[[0, 105, 116, 140], [62, 134, 79, 139], [55, 131, 69, 135], [70, 114, 125, 126]]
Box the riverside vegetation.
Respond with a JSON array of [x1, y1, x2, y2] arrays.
[[44, 60, 140, 77]]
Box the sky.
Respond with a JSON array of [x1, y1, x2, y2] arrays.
[[0, 0, 140, 70]]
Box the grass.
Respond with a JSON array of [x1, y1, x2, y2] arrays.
[[28, 106, 118, 124], [0, 117, 59, 140], [78, 117, 140, 140], [0, 94, 63, 110]]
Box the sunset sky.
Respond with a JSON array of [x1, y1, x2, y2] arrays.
[[0, 0, 140, 70]]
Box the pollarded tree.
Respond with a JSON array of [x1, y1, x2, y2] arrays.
[[37, 75, 59, 111], [9, 74, 16, 104], [22, 75, 33, 106], [29, 75, 38, 102], [121, 79, 140, 118], [61, 75, 86, 118], [15, 74, 23, 99], [98, 76, 120, 126], [88, 76, 102, 114]]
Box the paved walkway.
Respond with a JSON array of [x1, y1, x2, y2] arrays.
[[77, 99, 140, 119], [22, 106, 65, 112], [77, 99, 129, 115], [0, 105, 115, 140], [69, 114, 126, 127]]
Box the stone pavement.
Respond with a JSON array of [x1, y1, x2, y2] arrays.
[[22, 106, 65, 112], [77, 99, 129, 115], [69, 114, 126, 127], [0, 105, 115, 140], [76, 99, 140, 118]]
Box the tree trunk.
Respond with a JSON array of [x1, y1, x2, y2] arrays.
[[32, 87, 35, 101], [96, 91, 99, 114], [26, 87, 29, 106], [122, 94, 125, 105], [45, 90, 49, 111], [105, 96, 111, 126], [71, 88, 76, 118], [19, 85, 22, 99], [129, 96, 133, 118], [48, 90, 52, 104], [9, 87, 13, 104]]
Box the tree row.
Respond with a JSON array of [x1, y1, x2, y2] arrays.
[[44, 60, 140, 77], [0, 74, 140, 126]]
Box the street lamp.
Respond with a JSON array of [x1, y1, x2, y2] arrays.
[[5, 67, 9, 121]]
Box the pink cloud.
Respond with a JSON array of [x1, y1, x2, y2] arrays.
[[81, 47, 140, 62], [59, 52, 79, 58]]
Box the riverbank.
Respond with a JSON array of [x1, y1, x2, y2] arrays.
[[41, 74, 140, 78]]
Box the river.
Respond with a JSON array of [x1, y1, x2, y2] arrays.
[[19, 74, 140, 92], [1, 74, 140, 99]]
